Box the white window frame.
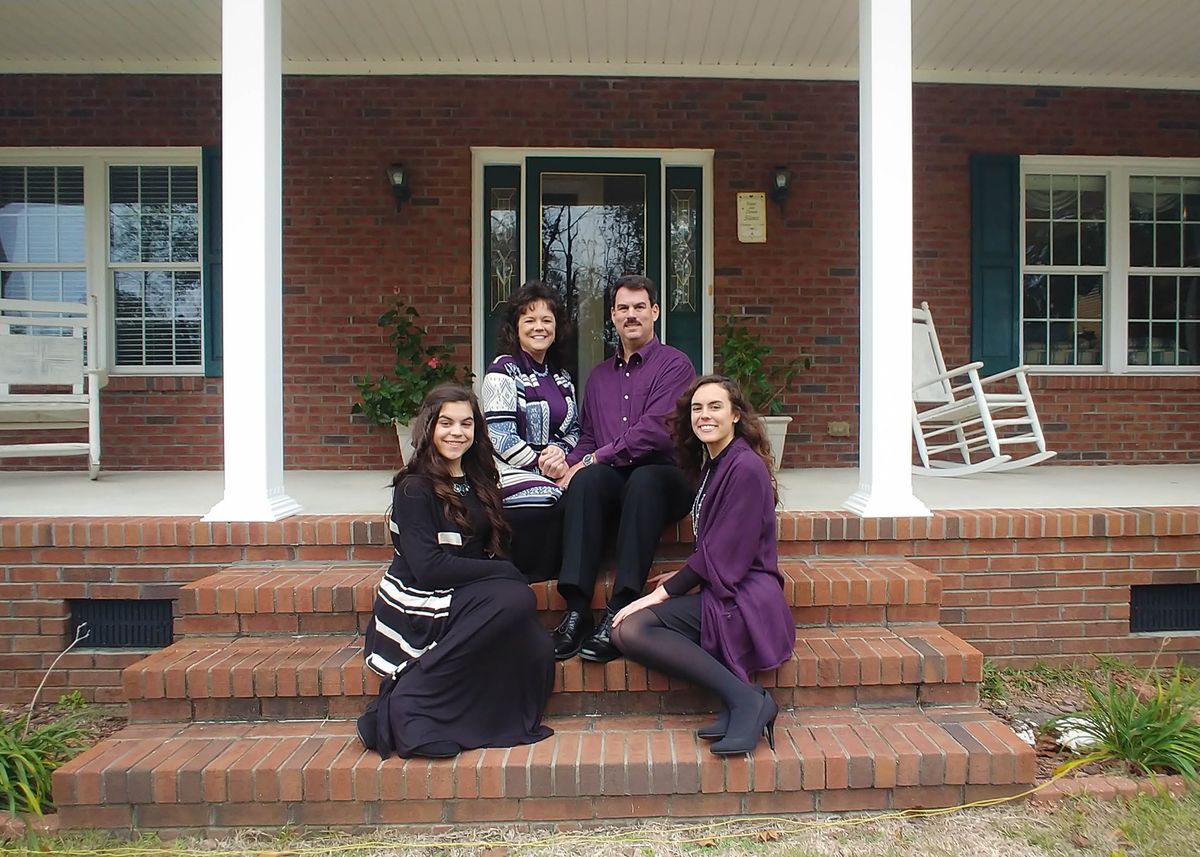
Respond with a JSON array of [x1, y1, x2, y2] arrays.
[[0, 147, 204, 376], [1021, 155, 1200, 375]]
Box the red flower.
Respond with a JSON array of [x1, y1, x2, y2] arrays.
[[427, 357, 439, 369]]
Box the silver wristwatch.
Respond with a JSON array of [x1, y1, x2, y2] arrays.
[[582, 453, 596, 466]]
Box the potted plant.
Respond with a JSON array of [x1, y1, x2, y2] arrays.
[[716, 317, 810, 469], [352, 299, 472, 462]]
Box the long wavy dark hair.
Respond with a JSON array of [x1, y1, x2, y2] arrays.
[[494, 281, 571, 368], [672, 374, 779, 504], [392, 384, 510, 556]]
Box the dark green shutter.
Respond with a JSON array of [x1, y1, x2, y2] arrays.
[[970, 154, 1020, 374], [201, 146, 223, 377]]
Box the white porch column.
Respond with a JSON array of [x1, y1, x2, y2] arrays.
[[843, 0, 930, 518], [204, 0, 301, 522]]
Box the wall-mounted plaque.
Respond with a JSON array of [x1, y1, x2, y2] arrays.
[[736, 192, 767, 243]]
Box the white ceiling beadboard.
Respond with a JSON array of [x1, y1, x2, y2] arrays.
[[0, 0, 1197, 90]]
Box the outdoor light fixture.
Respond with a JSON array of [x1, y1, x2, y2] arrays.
[[770, 165, 793, 211], [386, 162, 411, 213]]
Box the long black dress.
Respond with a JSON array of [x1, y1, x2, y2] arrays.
[[363, 474, 555, 758]]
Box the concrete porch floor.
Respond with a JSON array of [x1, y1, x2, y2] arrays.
[[1, 463, 1197, 517]]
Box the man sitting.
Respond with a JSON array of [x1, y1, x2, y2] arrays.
[[552, 274, 696, 663]]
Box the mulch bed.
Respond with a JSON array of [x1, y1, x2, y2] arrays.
[[1, 702, 127, 742]]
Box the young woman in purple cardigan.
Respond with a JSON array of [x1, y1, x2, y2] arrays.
[[611, 374, 795, 755]]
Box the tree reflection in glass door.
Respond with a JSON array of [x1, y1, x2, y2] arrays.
[[539, 172, 645, 388]]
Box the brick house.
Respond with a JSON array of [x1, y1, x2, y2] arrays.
[[2, 0, 1199, 831]]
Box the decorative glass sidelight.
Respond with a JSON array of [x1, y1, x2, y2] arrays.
[[489, 186, 518, 312], [668, 187, 697, 311]]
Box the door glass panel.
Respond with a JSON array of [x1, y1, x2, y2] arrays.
[[539, 172, 645, 387]]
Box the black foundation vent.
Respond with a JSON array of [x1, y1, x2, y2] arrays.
[[1129, 583, 1200, 634], [68, 599, 174, 648]]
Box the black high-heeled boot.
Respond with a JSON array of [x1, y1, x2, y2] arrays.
[[696, 706, 729, 740], [710, 687, 778, 756]]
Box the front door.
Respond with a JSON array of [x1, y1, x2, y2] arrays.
[[481, 155, 704, 390]]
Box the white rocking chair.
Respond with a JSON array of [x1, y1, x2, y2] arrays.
[[0, 297, 105, 479], [911, 301, 1055, 476]]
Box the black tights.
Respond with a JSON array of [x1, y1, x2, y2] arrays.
[[611, 603, 758, 715]]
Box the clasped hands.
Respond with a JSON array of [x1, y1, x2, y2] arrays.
[[537, 445, 569, 480]]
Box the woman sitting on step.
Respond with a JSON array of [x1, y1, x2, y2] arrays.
[[611, 375, 795, 755], [359, 384, 555, 759], [481, 281, 579, 582]]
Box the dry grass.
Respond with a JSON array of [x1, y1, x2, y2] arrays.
[[9, 793, 1200, 857]]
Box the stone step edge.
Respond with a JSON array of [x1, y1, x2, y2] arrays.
[[52, 706, 1035, 832], [123, 625, 982, 705], [179, 558, 942, 617]]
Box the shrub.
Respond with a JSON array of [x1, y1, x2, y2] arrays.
[[352, 300, 472, 427], [0, 714, 92, 815], [715, 317, 809, 416], [1047, 664, 1200, 784]]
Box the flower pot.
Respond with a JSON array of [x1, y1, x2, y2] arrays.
[[394, 420, 413, 465], [761, 415, 791, 471]]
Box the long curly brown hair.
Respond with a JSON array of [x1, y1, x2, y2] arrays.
[[671, 374, 779, 505], [392, 384, 510, 556]]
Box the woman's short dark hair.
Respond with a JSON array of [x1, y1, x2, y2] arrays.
[[494, 281, 571, 367]]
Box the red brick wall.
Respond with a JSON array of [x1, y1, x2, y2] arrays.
[[1, 509, 1196, 704], [2, 75, 1198, 470]]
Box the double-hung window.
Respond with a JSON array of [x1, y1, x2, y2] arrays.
[[1020, 157, 1200, 372], [0, 149, 207, 375]]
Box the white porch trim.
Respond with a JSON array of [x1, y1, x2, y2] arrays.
[[843, 0, 930, 519], [203, 0, 300, 523]]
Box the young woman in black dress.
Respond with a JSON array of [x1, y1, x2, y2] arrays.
[[359, 384, 555, 758]]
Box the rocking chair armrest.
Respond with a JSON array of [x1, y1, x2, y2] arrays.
[[977, 365, 1030, 386], [914, 360, 987, 392]]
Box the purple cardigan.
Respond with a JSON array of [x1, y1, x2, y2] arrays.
[[686, 437, 795, 682]]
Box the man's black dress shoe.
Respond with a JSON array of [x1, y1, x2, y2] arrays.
[[578, 608, 620, 663], [553, 609, 593, 660]]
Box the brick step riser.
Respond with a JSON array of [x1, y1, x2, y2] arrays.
[[52, 708, 1035, 833], [175, 603, 943, 638], [57, 783, 1029, 832], [127, 682, 981, 724]]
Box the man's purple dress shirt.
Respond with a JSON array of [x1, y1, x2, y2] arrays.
[[566, 337, 696, 468]]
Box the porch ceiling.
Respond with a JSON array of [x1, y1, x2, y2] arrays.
[[1, 0, 1198, 90]]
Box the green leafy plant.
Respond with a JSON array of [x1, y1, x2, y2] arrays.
[[351, 300, 472, 427], [715, 317, 809, 415], [1046, 664, 1200, 784], [54, 691, 88, 712], [0, 713, 92, 815]]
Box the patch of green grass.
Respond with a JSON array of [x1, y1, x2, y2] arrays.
[[979, 659, 1090, 703]]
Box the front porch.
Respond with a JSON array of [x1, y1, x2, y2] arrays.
[[5, 463, 1199, 517], [4, 465, 1198, 832]]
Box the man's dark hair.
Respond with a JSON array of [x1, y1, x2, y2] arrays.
[[609, 274, 658, 307]]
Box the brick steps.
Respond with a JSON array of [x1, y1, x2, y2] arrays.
[[176, 557, 942, 636], [54, 706, 1034, 831], [123, 624, 982, 723], [51, 554, 1035, 832]]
